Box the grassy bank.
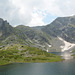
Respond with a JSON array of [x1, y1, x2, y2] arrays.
[[0, 44, 63, 65], [72, 48, 75, 58]]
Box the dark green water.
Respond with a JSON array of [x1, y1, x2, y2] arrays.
[[0, 60, 75, 75]]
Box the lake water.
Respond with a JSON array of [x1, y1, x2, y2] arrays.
[[0, 52, 75, 75], [0, 61, 75, 75]]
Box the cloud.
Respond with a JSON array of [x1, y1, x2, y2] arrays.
[[0, 0, 75, 26], [27, 9, 46, 27]]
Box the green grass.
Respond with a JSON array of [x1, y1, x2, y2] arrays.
[[72, 48, 75, 58], [0, 44, 63, 65], [72, 54, 75, 58]]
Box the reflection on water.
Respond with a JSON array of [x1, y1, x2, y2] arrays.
[[61, 52, 73, 60], [0, 62, 75, 75], [51, 50, 73, 60]]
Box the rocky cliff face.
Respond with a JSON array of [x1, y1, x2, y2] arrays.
[[0, 18, 15, 40], [42, 16, 75, 43]]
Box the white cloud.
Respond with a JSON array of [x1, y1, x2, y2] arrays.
[[0, 0, 75, 26], [27, 9, 46, 27]]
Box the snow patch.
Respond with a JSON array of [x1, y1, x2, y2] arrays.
[[46, 49, 48, 52], [46, 43, 52, 47], [58, 37, 75, 52]]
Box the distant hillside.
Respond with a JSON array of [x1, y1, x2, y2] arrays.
[[0, 19, 52, 51], [42, 16, 75, 43], [0, 15, 75, 52]]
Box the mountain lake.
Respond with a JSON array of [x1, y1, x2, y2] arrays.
[[0, 51, 75, 75]]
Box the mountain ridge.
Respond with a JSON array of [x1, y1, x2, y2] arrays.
[[0, 15, 75, 52]]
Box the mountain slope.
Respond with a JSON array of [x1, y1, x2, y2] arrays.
[[0, 18, 16, 45], [0, 19, 52, 50], [42, 16, 75, 43], [0, 15, 75, 52], [15, 25, 52, 50], [0, 18, 14, 39]]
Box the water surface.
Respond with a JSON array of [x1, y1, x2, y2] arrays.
[[0, 60, 75, 75], [0, 52, 75, 75]]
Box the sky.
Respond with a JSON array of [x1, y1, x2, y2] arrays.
[[0, 0, 75, 27]]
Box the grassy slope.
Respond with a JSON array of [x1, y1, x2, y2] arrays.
[[0, 44, 63, 65], [72, 48, 75, 58]]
